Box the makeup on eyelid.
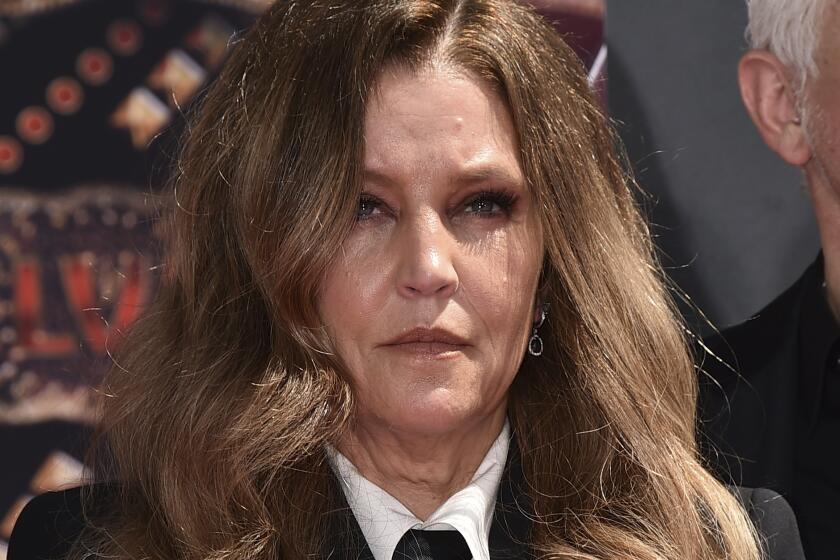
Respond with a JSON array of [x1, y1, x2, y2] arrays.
[[355, 189, 519, 221]]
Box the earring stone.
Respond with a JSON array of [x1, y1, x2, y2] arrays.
[[528, 303, 548, 357]]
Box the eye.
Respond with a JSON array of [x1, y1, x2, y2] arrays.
[[356, 194, 384, 220], [462, 190, 517, 217]]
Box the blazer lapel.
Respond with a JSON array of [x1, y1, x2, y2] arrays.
[[324, 473, 376, 560], [489, 441, 534, 560]]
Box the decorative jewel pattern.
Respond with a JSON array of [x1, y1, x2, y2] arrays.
[[0, 137, 23, 175], [46, 77, 84, 115], [185, 14, 236, 70], [107, 19, 143, 56], [15, 107, 53, 145], [0, 0, 272, 18], [76, 48, 114, 86], [0, 0, 250, 173], [147, 49, 207, 108], [0, 0, 87, 18], [138, 0, 171, 26], [110, 88, 172, 149]]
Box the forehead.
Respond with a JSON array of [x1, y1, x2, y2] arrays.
[[363, 64, 521, 177], [817, 2, 840, 62]]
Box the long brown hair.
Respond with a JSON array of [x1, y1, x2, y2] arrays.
[[74, 1, 761, 558]]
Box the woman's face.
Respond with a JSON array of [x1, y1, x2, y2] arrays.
[[318, 64, 543, 438]]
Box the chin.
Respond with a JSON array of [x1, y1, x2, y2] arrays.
[[384, 388, 483, 436]]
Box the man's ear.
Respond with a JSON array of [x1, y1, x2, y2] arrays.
[[738, 49, 812, 166]]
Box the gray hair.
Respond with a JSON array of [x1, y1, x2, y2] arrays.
[[745, 0, 827, 86]]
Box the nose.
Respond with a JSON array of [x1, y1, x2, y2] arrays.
[[395, 213, 459, 300]]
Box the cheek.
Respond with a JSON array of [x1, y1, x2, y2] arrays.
[[459, 228, 541, 357], [318, 219, 542, 397], [809, 74, 840, 149], [808, 100, 840, 188], [318, 234, 393, 362], [827, 108, 840, 153]]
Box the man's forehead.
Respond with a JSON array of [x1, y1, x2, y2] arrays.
[[820, 1, 840, 53]]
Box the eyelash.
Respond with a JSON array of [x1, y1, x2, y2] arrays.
[[463, 190, 517, 217], [355, 189, 517, 221], [356, 194, 384, 220]]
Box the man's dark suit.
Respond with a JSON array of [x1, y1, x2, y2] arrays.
[[699, 255, 840, 560]]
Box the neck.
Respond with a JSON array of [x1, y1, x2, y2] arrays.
[[806, 160, 840, 322], [337, 407, 507, 520]]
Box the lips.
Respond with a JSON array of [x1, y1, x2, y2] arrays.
[[384, 327, 470, 347], [382, 327, 470, 356]]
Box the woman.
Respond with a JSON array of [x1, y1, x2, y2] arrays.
[[9, 1, 802, 559]]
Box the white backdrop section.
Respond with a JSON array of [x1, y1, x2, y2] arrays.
[[606, 0, 820, 331]]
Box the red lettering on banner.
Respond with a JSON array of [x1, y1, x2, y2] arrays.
[[13, 258, 77, 357], [109, 255, 146, 335], [59, 255, 106, 351], [8, 253, 151, 358], [59, 253, 149, 353]]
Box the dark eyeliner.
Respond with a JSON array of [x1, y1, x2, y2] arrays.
[[356, 193, 385, 221], [461, 189, 518, 216]]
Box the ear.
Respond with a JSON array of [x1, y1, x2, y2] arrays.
[[738, 50, 812, 166], [533, 288, 549, 325]]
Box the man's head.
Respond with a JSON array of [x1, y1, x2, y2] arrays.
[[738, 0, 839, 195]]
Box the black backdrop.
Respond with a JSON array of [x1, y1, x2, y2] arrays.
[[606, 0, 820, 333]]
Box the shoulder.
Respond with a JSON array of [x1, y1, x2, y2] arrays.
[[696, 267, 812, 486], [696, 260, 816, 416], [730, 486, 805, 560], [8, 484, 112, 560], [699, 265, 810, 383], [697, 255, 823, 383]]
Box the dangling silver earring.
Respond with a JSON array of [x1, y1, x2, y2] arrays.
[[528, 303, 548, 357]]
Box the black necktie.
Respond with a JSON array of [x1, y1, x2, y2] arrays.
[[392, 529, 473, 560]]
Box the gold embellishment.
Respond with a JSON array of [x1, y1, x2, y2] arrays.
[[0, 0, 272, 18], [111, 87, 172, 149], [0, 0, 88, 18]]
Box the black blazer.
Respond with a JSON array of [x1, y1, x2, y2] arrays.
[[8, 450, 533, 560], [698, 256, 837, 560], [698, 262, 814, 492], [9, 483, 804, 560]]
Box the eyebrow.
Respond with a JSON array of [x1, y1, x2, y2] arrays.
[[361, 164, 524, 189], [456, 164, 524, 187]]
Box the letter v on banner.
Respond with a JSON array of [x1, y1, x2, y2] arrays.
[[59, 252, 149, 354]]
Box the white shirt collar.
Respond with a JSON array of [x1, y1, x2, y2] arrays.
[[328, 421, 510, 560]]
